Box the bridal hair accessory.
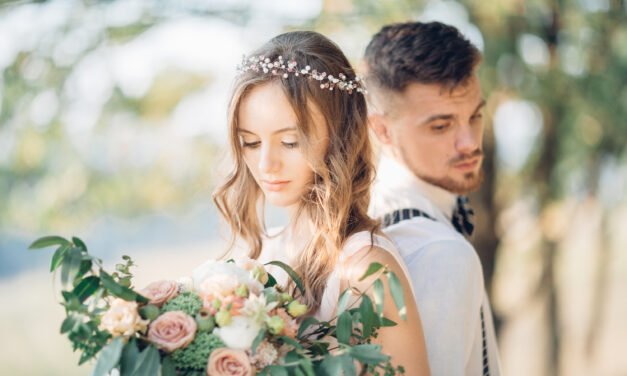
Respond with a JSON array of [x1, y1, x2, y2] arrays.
[[237, 54, 367, 94]]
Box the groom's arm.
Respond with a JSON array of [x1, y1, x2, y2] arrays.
[[401, 238, 484, 376]]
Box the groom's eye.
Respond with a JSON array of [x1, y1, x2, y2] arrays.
[[430, 123, 450, 132]]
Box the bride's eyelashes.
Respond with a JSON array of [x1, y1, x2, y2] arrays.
[[242, 140, 261, 149], [282, 141, 299, 149], [241, 140, 300, 149]]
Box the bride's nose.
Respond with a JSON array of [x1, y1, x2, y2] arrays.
[[259, 144, 281, 174]]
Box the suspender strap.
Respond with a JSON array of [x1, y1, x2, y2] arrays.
[[381, 208, 435, 227]]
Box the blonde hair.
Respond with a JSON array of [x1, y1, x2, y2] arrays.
[[213, 31, 378, 311]]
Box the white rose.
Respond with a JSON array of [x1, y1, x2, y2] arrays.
[[192, 260, 263, 295], [176, 276, 194, 292], [99, 298, 148, 338], [198, 274, 240, 297], [214, 315, 261, 350]]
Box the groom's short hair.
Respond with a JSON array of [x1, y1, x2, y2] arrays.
[[364, 21, 481, 93]]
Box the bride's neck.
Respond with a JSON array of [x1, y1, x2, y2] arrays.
[[281, 209, 312, 260]]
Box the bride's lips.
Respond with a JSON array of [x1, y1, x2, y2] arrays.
[[262, 180, 290, 192]]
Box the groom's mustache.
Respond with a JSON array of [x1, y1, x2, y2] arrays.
[[449, 149, 483, 165]]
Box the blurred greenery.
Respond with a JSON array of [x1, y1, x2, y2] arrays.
[[1, 0, 626, 375]]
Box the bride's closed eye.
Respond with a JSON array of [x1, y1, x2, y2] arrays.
[[241, 140, 261, 148], [282, 141, 299, 149]]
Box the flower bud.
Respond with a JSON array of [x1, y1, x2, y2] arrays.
[[252, 266, 269, 285], [215, 310, 232, 327], [235, 284, 249, 298], [266, 315, 285, 335], [287, 301, 307, 317], [196, 313, 215, 332], [139, 304, 160, 321], [279, 293, 293, 304]]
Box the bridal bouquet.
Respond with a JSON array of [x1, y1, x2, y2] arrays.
[[30, 235, 406, 376]]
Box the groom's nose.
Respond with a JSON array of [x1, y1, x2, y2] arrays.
[[455, 124, 480, 154]]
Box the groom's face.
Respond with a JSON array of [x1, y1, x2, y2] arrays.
[[377, 76, 485, 194]]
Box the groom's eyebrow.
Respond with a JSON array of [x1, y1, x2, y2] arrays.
[[420, 98, 487, 125], [237, 127, 297, 135]]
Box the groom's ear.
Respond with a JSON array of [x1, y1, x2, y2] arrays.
[[368, 113, 393, 145]]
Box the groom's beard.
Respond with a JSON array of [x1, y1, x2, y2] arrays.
[[410, 149, 485, 195]]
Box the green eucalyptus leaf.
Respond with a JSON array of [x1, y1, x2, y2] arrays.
[[261, 366, 288, 376], [336, 311, 352, 345], [73, 276, 100, 303], [321, 355, 342, 376], [264, 273, 278, 288], [359, 295, 376, 338], [348, 344, 390, 364], [29, 235, 70, 250], [160, 355, 176, 376], [100, 271, 146, 303], [61, 247, 83, 286], [120, 339, 139, 376], [252, 328, 266, 354], [386, 271, 406, 320], [381, 317, 397, 327], [91, 337, 124, 376], [265, 261, 305, 296], [358, 262, 384, 282], [336, 289, 352, 317], [72, 236, 88, 251], [60, 315, 77, 334], [339, 354, 356, 375], [129, 345, 160, 376], [373, 279, 385, 317], [279, 335, 304, 351], [50, 244, 70, 272]]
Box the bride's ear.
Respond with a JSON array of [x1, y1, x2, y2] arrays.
[[368, 113, 393, 145]]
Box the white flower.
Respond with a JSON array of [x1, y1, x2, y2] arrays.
[[99, 298, 148, 338], [242, 294, 277, 325], [192, 259, 263, 296], [176, 276, 194, 292], [198, 274, 240, 298], [214, 315, 262, 350]]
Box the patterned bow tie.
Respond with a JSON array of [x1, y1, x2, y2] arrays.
[[451, 196, 474, 236]]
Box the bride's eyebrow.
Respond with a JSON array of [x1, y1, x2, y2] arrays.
[[237, 127, 297, 135]]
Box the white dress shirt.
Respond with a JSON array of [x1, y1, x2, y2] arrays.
[[370, 155, 502, 376]]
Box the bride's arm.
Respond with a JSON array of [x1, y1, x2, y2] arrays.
[[342, 245, 430, 376]]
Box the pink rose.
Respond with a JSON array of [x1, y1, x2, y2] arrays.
[[207, 348, 254, 376], [147, 311, 196, 352], [140, 280, 179, 307]]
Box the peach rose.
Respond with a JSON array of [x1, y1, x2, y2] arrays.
[[140, 280, 179, 307], [207, 348, 254, 376], [100, 298, 148, 338], [147, 311, 196, 352]]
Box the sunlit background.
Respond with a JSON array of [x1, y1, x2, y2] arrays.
[[1, 0, 626, 375]]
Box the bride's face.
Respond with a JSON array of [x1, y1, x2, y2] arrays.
[[237, 81, 329, 209]]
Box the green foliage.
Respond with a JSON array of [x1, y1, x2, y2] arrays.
[[161, 291, 202, 316], [29, 235, 142, 365], [171, 332, 224, 372]]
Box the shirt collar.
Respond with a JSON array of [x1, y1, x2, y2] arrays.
[[370, 154, 458, 222]]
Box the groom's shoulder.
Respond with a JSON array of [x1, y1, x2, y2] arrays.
[[383, 218, 482, 272]]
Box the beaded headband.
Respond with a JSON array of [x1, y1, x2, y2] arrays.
[[236, 54, 367, 94]]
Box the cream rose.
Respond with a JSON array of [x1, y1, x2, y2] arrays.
[[207, 348, 254, 376], [147, 311, 197, 352], [214, 316, 261, 350], [140, 280, 179, 307], [100, 298, 148, 338]]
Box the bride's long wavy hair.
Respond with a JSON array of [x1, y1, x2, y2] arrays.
[[213, 31, 378, 311]]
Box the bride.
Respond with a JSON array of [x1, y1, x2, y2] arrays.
[[213, 30, 430, 375]]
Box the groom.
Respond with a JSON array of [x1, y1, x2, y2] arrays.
[[364, 22, 502, 375]]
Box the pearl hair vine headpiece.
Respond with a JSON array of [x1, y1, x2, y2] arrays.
[[236, 54, 367, 94]]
